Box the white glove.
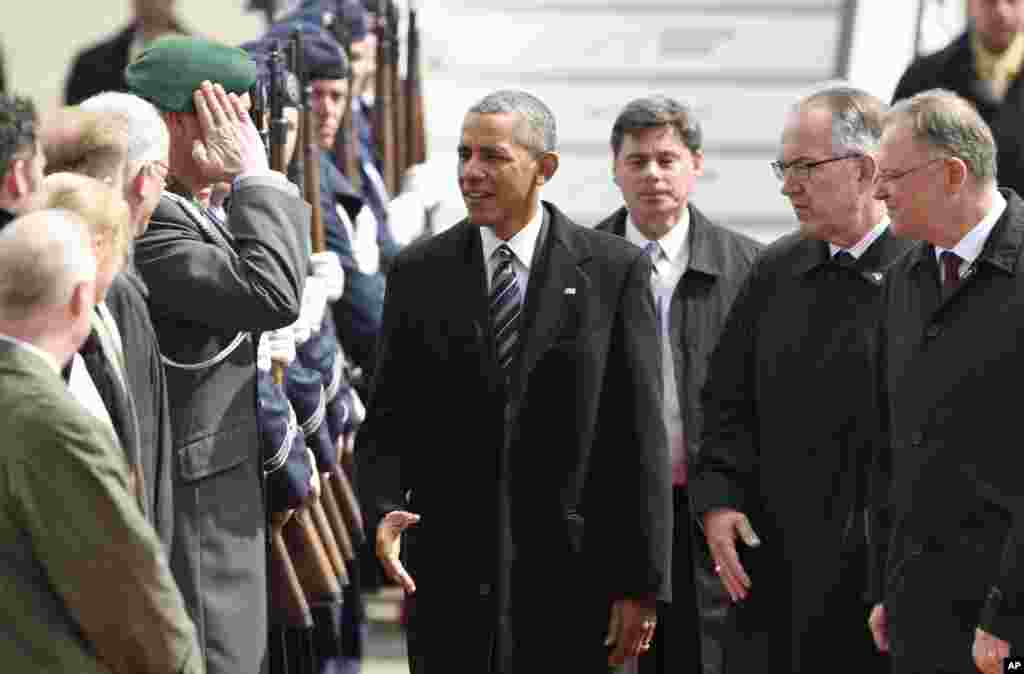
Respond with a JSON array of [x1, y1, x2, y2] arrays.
[[352, 207, 381, 276], [257, 327, 296, 372], [310, 251, 345, 302], [400, 162, 443, 212], [295, 276, 328, 345], [347, 385, 366, 427]]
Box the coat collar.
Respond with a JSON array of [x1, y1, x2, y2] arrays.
[[595, 202, 729, 278], [908, 188, 1024, 277]]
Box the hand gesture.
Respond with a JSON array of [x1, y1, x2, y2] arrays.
[[376, 510, 421, 593], [604, 598, 657, 666], [973, 627, 1011, 674], [703, 507, 760, 602], [191, 81, 269, 182]]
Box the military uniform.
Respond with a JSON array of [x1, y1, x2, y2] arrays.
[[128, 36, 311, 674]]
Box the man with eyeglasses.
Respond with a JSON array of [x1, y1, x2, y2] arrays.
[[690, 84, 912, 673], [870, 89, 1024, 674], [0, 93, 45, 229]]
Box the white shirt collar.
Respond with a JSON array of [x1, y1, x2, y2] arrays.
[[479, 201, 545, 271], [936, 188, 1006, 266], [829, 215, 890, 259], [624, 206, 690, 265], [0, 334, 61, 374]]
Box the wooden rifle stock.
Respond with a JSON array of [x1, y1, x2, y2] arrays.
[[389, 0, 405, 192], [375, 0, 397, 195], [405, 2, 427, 168], [293, 30, 326, 254], [254, 58, 314, 635]]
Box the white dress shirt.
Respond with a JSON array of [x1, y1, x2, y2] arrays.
[[828, 216, 890, 260], [479, 201, 545, 297], [625, 206, 690, 485]]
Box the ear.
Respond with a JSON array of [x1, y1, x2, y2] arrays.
[[944, 156, 969, 194], [857, 154, 878, 186], [691, 149, 705, 177], [131, 170, 148, 200], [68, 280, 95, 325], [536, 151, 559, 185]]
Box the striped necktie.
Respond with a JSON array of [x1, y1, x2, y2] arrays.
[[490, 244, 522, 374]]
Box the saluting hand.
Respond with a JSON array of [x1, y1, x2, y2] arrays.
[[376, 510, 421, 594], [704, 507, 760, 602], [191, 81, 269, 182]]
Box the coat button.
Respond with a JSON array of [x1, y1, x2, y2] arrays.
[[910, 431, 924, 447], [924, 324, 942, 339], [479, 583, 492, 597]]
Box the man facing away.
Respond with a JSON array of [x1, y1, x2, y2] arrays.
[[0, 209, 201, 674]]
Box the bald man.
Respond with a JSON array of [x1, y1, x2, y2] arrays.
[[0, 210, 200, 674]]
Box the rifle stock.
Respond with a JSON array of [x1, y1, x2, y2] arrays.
[[375, 0, 397, 195], [389, 0, 405, 192], [405, 2, 427, 168]]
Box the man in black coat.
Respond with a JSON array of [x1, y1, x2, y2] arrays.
[[595, 95, 760, 674], [690, 85, 913, 673], [64, 0, 187, 106], [891, 0, 1024, 197], [870, 89, 1023, 674], [127, 37, 308, 674], [360, 89, 671, 673]]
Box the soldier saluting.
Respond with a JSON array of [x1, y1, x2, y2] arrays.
[[126, 35, 310, 674]]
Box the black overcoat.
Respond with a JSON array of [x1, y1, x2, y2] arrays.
[[876, 189, 1024, 671], [892, 31, 1024, 198], [595, 203, 761, 674], [359, 202, 671, 672], [690, 228, 913, 672]]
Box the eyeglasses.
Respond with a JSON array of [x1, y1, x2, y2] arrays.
[[770, 154, 863, 182], [876, 157, 947, 184]]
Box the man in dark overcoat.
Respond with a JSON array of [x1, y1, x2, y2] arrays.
[[360, 89, 671, 673], [870, 88, 1024, 674], [595, 95, 760, 674], [892, 0, 1024, 196], [689, 85, 913, 673], [127, 36, 309, 674]]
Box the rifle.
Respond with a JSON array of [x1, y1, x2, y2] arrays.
[[295, 22, 367, 559], [405, 0, 427, 169], [375, 0, 397, 195], [251, 48, 317, 674], [388, 0, 405, 192], [292, 27, 366, 587]]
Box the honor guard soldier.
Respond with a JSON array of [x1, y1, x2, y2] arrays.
[[126, 35, 310, 674]]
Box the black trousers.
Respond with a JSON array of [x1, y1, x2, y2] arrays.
[[639, 486, 702, 674]]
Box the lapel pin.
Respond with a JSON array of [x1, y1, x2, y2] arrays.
[[564, 287, 577, 295]]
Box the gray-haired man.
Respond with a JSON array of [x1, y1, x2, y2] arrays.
[[690, 85, 912, 673], [872, 88, 1024, 674], [361, 88, 671, 673]]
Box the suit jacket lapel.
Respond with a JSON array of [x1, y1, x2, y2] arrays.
[[453, 221, 502, 385], [513, 203, 589, 398]]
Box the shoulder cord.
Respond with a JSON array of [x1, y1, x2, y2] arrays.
[[157, 191, 250, 371]]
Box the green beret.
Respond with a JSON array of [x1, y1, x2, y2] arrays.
[[125, 35, 257, 113]]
